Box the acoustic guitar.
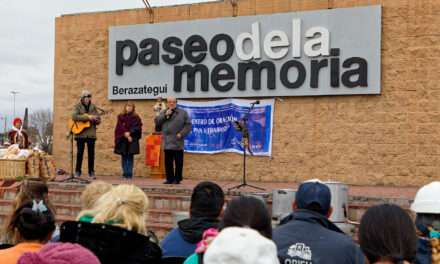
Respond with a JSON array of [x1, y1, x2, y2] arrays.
[[68, 108, 112, 135]]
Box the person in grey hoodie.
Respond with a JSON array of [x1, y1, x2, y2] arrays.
[[154, 97, 192, 184]]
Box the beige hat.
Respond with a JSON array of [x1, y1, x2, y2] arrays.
[[204, 227, 279, 264], [80, 90, 92, 98]]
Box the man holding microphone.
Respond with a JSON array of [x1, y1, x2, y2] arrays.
[[155, 97, 192, 184]]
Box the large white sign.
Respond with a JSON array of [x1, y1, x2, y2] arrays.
[[108, 5, 381, 100]]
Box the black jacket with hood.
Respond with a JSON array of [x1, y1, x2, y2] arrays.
[[160, 217, 219, 258]]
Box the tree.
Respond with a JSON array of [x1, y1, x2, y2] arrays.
[[29, 109, 53, 153]]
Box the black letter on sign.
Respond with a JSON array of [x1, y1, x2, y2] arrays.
[[184, 35, 208, 64], [280, 60, 306, 89], [238, 61, 276, 91], [174, 64, 209, 92], [211, 63, 235, 92], [310, 59, 328, 88], [162, 37, 183, 65], [116, 40, 138, 75], [210, 34, 235, 62], [341, 57, 368, 88], [138, 38, 159, 66], [330, 48, 340, 87]]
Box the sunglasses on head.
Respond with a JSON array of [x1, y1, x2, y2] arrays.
[[84, 95, 92, 98]]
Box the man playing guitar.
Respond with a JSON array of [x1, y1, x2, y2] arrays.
[[71, 90, 100, 179]]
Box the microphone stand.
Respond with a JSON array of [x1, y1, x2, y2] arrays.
[[228, 102, 265, 192], [57, 128, 90, 184]]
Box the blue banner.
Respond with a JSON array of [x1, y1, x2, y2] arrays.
[[178, 99, 274, 156]]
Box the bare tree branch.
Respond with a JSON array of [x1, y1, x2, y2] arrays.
[[29, 109, 53, 153]]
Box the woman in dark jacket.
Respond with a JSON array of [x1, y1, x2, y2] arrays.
[[114, 102, 142, 179]]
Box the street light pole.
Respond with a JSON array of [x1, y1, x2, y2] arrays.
[[10, 91, 19, 118], [0, 116, 6, 145]]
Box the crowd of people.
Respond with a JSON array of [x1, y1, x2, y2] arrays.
[[0, 179, 439, 264]]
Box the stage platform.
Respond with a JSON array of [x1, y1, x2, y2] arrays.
[[0, 176, 418, 239], [56, 175, 418, 198]]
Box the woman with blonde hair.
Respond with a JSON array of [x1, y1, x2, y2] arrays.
[[60, 184, 161, 263], [77, 184, 148, 234], [80, 181, 113, 211], [114, 102, 143, 180]]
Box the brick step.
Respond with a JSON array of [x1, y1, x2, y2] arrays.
[[51, 205, 182, 224], [146, 222, 174, 240], [53, 203, 82, 217], [0, 190, 20, 201], [47, 189, 193, 206], [48, 188, 83, 204], [53, 214, 176, 227], [0, 200, 14, 213], [148, 209, 189, 225], [54, 214, 173, 240], [54, 212, 182, 226]]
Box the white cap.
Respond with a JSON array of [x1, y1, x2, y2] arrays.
[[411, 182, 440, 214], [204, 227, 279, 264], [80, 90, 92, 98]]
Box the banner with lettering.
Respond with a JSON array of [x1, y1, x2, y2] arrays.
[[178, 99, 274, 156]]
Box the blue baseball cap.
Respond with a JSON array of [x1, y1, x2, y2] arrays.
[[295, 180, 331, 215]]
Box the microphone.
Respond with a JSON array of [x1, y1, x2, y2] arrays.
[[165, 108, 174, 119], [250, 100, 260, 106]]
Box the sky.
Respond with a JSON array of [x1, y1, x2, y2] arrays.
[[0, 0, 216, 131]]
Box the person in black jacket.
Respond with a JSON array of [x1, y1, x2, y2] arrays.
[[60, 184, 162, 264], [273, 180, 364, 264], [114, 102, 143, 179]]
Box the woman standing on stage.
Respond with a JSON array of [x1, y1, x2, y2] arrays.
[[114, 102, 143, 180]]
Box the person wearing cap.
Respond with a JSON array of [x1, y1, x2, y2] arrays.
[[273, 180, 364, 264], [71, 90, 100, 179], [411, 181, 440, 264], [203, 227, 279, 264], [8, 117, 30, 149]]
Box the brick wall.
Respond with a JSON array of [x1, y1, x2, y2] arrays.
[[53, 0, 440, 186]]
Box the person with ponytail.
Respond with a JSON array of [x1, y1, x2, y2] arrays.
[[77, 184, 148, 233], [359, 204, 417, 264], [0, 200, 55, 264], [2, 181, 53, 245]]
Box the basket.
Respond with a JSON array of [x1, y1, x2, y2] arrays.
[[0, 159, 27, 180]]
